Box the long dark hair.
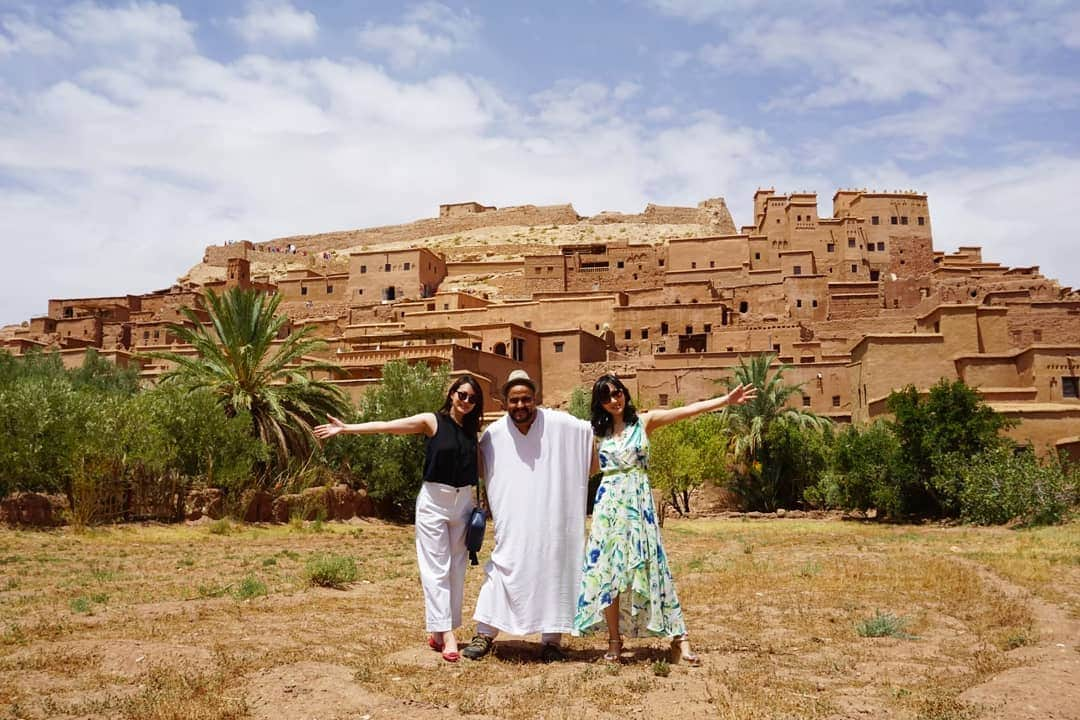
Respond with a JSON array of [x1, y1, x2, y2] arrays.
[[590, 374, 638, 438], [439, 374, 484, 435]]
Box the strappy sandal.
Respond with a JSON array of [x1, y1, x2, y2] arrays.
[[670, 636, 701, 667], [427, 634, 444, 652], [603, 637, 623, 662]]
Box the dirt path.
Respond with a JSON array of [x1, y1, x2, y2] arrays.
[[957, 559, 1080, 720]]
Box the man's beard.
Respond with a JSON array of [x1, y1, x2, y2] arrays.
[[510, 407, 535, 425]]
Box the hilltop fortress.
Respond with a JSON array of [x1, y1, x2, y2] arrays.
[[4, 189, 1079, 458]]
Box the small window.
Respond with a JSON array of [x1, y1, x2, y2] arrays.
[[658, 394, 669, 406], [617, 261, 624, 268], [891, 216, 898, 225], [384, 263, 391, 272], [832, 395, 841, 407], [900, 216, 908, 225], [797, 215, 802, 221], [641, 328, 649, 339], [1033, 329, 1042, 341], [739, 301, 748, 313], [535, 267, 542, 274], [624, 329, 631, 340], [691, 261, 697, 269], [404, 262, 410, 270], [360, 265, 367, 273], [143, 331, 150, 339], [800, 356, 814, 364], [827, 243, 835, 252], [877, 241, 885, 251], [773, 343, 781, 352], [793, 265, 802, 275], [709, 260, 715, 268], [918, 216, 925, 226], [153, 330, 160, 339], [356, 288, 364, 295], [802, 396, 811, 407], [871, 216, 880, 225], [659, 259, 665, 267], [870, 270, 880, 281], [1063, 377, 1079, 398], [427, 303, 435, 311], [703, 323, 711, 332], [301, 286, 308, 296], [63, 307, 74, 318], [444, 304, 450, 310], [754, 252, 761, 260], [472, 342, 482, 351], [848, 238, 856, 248], [661, 322, 669, 335], [851, 264, 858, 273], [685, 325, 693, 334], [554, 342, 565, 353], [547, 266, 554, 272], [812, 299, 818, 308], [796, 299, 802, 307], [326, 285, 333, 294]]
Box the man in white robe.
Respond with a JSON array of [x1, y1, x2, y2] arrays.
[[462, 369, 594, 662]]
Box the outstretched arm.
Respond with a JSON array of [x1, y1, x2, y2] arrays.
[[313, 412, 438, 439], [641, 383, 758, 435]]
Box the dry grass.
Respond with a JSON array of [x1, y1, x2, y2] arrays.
[[0, 518, 1076, 719]]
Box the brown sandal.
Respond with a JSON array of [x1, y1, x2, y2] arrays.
[[603, 637, 623, 662]]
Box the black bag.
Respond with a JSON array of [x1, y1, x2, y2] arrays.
[[465, 506, 486, 565]]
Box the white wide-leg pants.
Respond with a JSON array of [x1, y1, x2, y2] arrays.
[[415, 481, 473, 632]]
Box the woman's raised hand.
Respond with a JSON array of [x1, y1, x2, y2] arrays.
[[313, 415, 347, 439], [725, 383, 758, 407]]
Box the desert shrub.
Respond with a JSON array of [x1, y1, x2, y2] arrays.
[[233, 575, 267, 600], [305, 554, 357, 588], [960, 447, 1077, 526], [856, 610, 913, 639]]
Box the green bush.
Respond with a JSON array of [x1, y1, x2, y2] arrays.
[[856, 610, 913, 639], [324, 361, 449, 517], [233, 574, 268, 600], [960, 447, 1076, 526], [806, 421, 903, 514], [649, 410, 729, 514], [305, 554, 357, 588]]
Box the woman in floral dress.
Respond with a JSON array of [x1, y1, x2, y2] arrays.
[[573, 374, 756, 664]]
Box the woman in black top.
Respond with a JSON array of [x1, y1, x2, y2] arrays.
[[314, 374, 484, 662]]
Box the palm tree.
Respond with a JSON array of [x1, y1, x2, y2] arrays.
[[148, 287, 348, 464], [721, 352, 831, 510]]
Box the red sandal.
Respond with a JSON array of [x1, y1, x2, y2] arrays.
[[428, 634, 444, 652]]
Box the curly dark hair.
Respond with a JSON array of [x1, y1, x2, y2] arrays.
[[438, 374, 484, 435], [589, 374, 638, 438]]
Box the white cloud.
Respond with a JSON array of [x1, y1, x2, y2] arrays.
[[0, 16, 69, 56], [855, 157, 1080, 292], [61, 1, 195, 62], [356, 2, 476, 69], [229, 1, 317, 45], [0, 7, 784, 326]]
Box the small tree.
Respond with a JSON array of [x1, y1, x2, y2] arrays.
[[567, 385, 591, 421], [648, 411, 728, 515], [806, 421, 903, 514], [886, 379, 1014, 517], [722, 353, 831, 510]]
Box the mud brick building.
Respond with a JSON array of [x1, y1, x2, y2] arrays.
[[4, 189, 1077, 459]]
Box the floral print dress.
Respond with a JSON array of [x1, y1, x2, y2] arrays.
[[573, 418, 687, 638]]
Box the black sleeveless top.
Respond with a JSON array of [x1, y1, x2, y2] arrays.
[[422, 413, 478, 488]]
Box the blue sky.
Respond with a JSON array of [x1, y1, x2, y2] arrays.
[[2, 0, 1079, 325]]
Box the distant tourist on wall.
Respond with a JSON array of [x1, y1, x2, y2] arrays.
[[461, 369, 594, 663], [573, 374, 756, 665], [314, 374, 485, 663]]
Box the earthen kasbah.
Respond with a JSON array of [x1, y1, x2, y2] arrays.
[[3, 189, 1079, 458]]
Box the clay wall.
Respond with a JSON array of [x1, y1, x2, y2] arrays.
[[48, 296, 138, 321], [538, 329, 610, 404], [784, 275, 828, 321], [611, 303, 729, 354], [709, 322, 805, 357], [458, 323, 542, 369], [55, 316, 102, 345], [276, 272, 349, 303], [402, 295, 621, 335], [1005, 306, 1080, 347], [850, 335, 952, 421], [995, 407, 1080, 454], [666, 236, 748, 273], [346, 248, 446, 303]]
